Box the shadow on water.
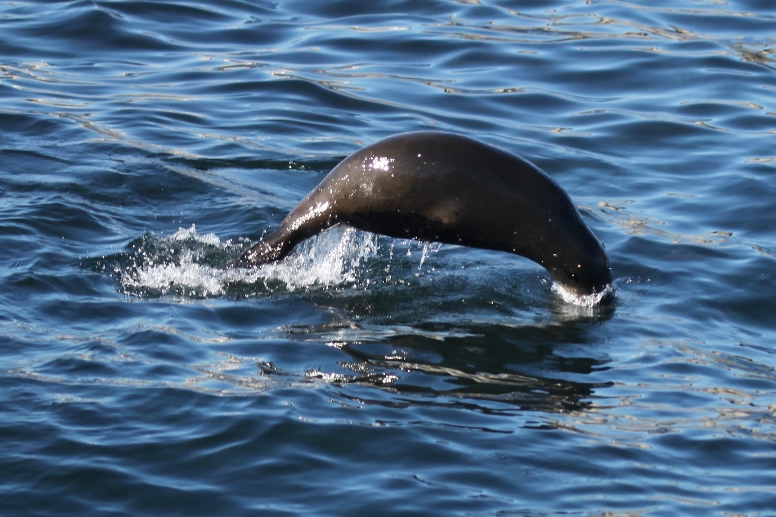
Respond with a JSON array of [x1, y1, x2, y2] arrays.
[[273, 303, 615, 414], [265, 262, 616, 414]]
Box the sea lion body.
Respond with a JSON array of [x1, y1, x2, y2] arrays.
[[235, 132, 612, 299]]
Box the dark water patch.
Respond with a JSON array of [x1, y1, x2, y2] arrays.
[[9, 1, 184, 55]]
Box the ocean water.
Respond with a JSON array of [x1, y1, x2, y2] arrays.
[[1, 0, 775, 515]]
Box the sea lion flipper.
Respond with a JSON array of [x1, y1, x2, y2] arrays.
[[232, 241, 277, 268], [231, 227, 297, 268], [232, 200, 335, 268]]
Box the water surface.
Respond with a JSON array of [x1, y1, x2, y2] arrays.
[[1, 0, 775, 515]]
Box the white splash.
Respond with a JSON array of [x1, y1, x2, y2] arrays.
[[551, 282, 615, 307], [255, 226, 379, 291], [127, 261, 229, 296], [120, 225, 379, 297], [120, 225, 237, 296], [168, 224, 222, 245]]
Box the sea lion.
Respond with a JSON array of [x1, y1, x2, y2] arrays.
[[233, 132, 612, 302]]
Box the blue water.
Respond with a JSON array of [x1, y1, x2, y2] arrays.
[[2, 0, 775, 515]]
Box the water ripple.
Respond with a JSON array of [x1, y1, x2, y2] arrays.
[[2, 0, 776, 514]]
